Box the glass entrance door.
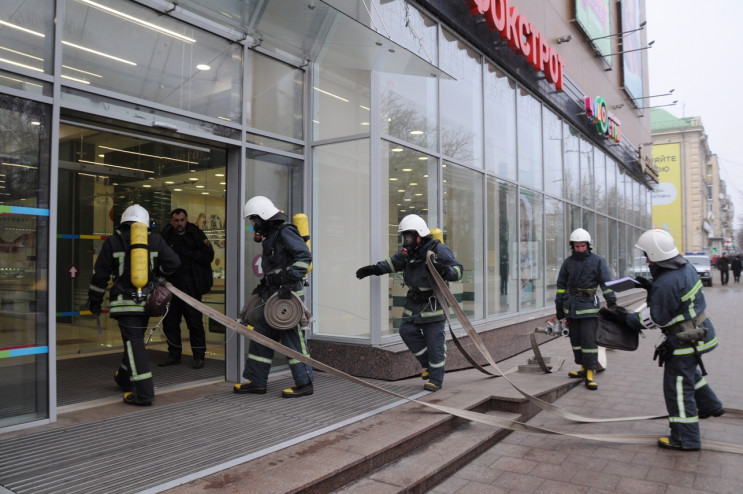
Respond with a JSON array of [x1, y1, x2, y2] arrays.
[[55, 122, 227, 405]]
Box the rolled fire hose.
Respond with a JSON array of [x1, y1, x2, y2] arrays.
[[239, 293, 264, 327], [163, 281, 743, 454], [264, 292, 305, 330]]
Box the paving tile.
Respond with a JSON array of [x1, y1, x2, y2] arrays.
[[493, 471, 545, 493], [614, 476, 666, 494]]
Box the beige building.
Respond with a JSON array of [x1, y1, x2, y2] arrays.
[[650, 109, 732, 253]]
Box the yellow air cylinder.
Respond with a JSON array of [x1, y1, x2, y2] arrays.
[[293, 213, 312, 274], [430, 228, 444, 244], [130, 221, 149, 297]]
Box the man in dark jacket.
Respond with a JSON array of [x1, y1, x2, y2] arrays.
[[356, 214, 463, 392], [87, 204, 180, 406], [235, 196, 315, 398], [159, 209, 215, 369], [601, 229, 723, 451], [716, 253, 730, 285], [554, 228, 617, 390]]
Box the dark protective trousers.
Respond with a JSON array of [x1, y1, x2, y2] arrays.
[[117, 314, 154, 403], [567, 317, 599, 371], [663, 353, 723, 449], [720, 270, 729, 285], [242, 314, 314, 387], [399, 317, 447, 387], [162, 293, 206, 359]]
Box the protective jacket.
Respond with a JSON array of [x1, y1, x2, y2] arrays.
[[161, 222, 214, 295], [88, 226, 180, 317], [626, 262, 717, 354], [374, 237, 463, 323], [255, 223, 312, 300], [624, 258, 722, 450], [555, 250, 616, 319]]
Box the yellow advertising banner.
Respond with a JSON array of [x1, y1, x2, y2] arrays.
[[651, 143, 683, 251]]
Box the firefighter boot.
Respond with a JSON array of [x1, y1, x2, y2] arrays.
[[568, 366, 585, 379], [114, 365, 131, 391], [282, 382, 314, 398], [584, 369, 598, 390], [233, 381, 267, 394], [421, 369, 430, 380]]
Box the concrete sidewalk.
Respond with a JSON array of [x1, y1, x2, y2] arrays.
[[428, 284, 743, 494]]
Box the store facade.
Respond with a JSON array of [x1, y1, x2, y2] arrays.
[[0, 0, 655, 431]]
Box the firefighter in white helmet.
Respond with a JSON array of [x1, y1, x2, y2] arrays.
[[554, 228, 616, 390], [600, 229, 724, 450], [87, 204, 180, 406], [356, 214, 463, 392], [235, 196, 315, 398]]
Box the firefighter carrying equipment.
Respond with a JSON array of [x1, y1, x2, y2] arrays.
[[165, 281, 743, 454], [129, 221, 149, 303], [264, 292, 312, 330]]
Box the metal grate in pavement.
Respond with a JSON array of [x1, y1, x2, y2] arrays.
[[0, 373, 421, 494]]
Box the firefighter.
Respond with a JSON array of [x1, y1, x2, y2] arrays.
[[555, 228, 617, 390], [601, 229, 724, 451], [235, 196, 315, 398], [86, 204, 180, 406], [355, 214, 463, 392]]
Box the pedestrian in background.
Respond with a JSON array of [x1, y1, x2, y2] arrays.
[[235, 196, 314, 398], [87, 205, 180, 406], [554, 228, 617, 391], [356, 214, 463, 392], [601, 229, 723, 451], [716, 253, 730, 285], [159, 208, 215, 369], [731, 254, 742, 283]]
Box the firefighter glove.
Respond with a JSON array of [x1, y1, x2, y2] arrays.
[[431, 260, 449, 278], [556, 308, 565, 320], [87, 297, 102, 316], [635, 276, 652, 291], [356, 265, 381, 279], [277, 285, 292, 299]]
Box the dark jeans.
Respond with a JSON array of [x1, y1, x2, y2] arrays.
[[720, 270, 729, 285], [162, 293, 206, 359]]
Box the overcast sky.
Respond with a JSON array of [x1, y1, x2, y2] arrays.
[[646, 1, 743, 229]]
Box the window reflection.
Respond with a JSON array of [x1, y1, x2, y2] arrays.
[[517, 90, 542, 190], [518, 189, 544, 309], [0, 0, 55, 74], [380, 72, 438, 151], [485, 65, 517, 179]]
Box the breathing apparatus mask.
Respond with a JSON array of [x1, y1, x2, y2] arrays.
[[250, 216, 265, 243], [401, 230, 420, 256]]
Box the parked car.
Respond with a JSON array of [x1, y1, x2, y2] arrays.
[[684, 253, 713, 287]]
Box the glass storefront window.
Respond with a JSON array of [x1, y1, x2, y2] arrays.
[[312, 140, 370, 339], [545, 197, 564, 303], [0, 94, 51, 427], [0, 1, 55, 74], [594, 148, 607, 214], [517, 90, 543, 190], [580, 137, 594, 208], [312, 59, 370, 141], [443, 163, 483, 321], [609, 218, 619, 277], [564, 124, 580, 203], [518, 189, 544, 310], [543, 108, 562, 198], [439, 29, 482, 168], [607, 159, 618, 218], [382, 141, 438, 336], [63, 0, 242, 121], [596, 214, 609, 268], [487, 178, 518, 315], [379, 72, 438, 151], [246, 51, 304, 140], [484, 65, 517, 180], [0, 70, 52, 98]]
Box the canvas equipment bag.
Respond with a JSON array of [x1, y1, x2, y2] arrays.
[[596, 314, 641, 351]]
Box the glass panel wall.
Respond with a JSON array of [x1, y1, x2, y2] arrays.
[[517, 90, 542, 190], [443, 163, 483, 320], [518, 189, 543, 309], [439, 29, 482, 168], [378, 1, 438, 64], [0, 1, 56, 74], [543, 108, 562, 198], [484, 65, 517, 180], [545, 197, 564, 302], [62, 0, 242, 121], [379, 72, 438, 151], [0, 94, 51, 427], [564, 124, 580, 203], [487, 177, 517, 315], [312, 60, 370, 141], [246, 51, 304, 140], [313, 140, 370, 338], [580, 137, 594, 208]]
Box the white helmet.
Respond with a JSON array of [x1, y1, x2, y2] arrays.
[[398, 214, 431, 237], [569, 228, 591, 244], [243, 196, 281, 220], [635, 229, 679, 262], [120, 204, 149, 225]]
